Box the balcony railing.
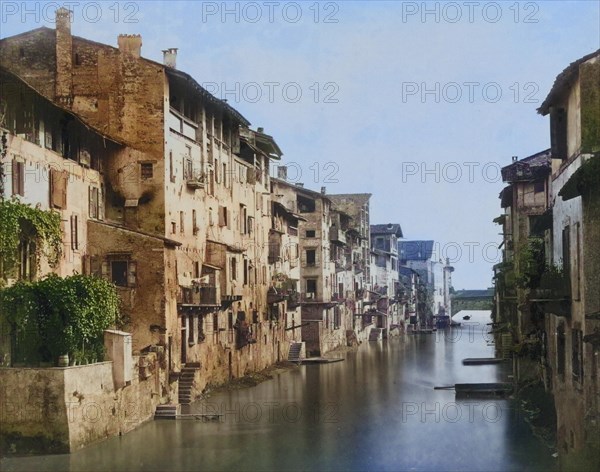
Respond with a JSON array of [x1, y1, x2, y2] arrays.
[[186, 171, 207, 190], [329, 226, 346, 245], [178, 285, 219, 306]]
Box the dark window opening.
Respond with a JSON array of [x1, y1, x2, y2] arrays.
[[298, 195, 316, 213], [557, 323, 565, 377], [572, 329, 583, 384], [306, 230, 316, 238], [306, 279, 317, 296], [141, 163, 153, 180], [306, 249, 316, 266], [534, 181, 545, 193], [110, 261, 128, 287]]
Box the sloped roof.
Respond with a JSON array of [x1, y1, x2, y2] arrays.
[[399, 240, 434, 261], [538, 49, 600, 115], [370, 223, 403, 237], [501, 149, 551, 183]]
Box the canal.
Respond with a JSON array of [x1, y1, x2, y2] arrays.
[[1, 311, 557, 472]]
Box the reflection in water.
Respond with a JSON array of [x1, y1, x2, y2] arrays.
[[1, 311, 556, 472]]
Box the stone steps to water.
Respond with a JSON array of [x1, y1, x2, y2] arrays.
[[155, 404, 179, 420], [288, 342, 302, 361], [178, 363, 200, 405]]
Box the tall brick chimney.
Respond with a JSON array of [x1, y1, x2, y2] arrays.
[[118, 34, 142, 58], [162, 48, 178, 68], [55, 8, 73, 102]]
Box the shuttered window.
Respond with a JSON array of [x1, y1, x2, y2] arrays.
[[11, 160, 25, 196], [50, 168, 67, 209], [70, 214, 78, 250]]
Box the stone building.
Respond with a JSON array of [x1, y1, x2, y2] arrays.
[[536, 49, 600, 469], [0, 65, 167, 452], [399, 240, 446, 318], [493, 149, 552, 384], [0, 9, 290, 406], [328, 193, 373, 341], [369, 224, 403, 337]]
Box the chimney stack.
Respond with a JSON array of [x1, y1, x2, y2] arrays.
[[257, 127, 264, 133], [321, 186, 326, 195], [55, 8, 73, 101], [118, 34, 142, 58], [295, 183, 304, 188], [162, 48, 178, 68], [512, 155, 518, 162]]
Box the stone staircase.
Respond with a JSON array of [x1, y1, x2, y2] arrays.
[[154, 404, 179, 420], [179, 362, 200, 405], [288, 342, 303, 361], [369, 328, 382, 341]]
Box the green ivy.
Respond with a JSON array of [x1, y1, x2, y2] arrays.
[[0, 131, 7, 200], [515, 237, 546, 289], [0, 198, 63, 277], [0, 274, 121, 365]]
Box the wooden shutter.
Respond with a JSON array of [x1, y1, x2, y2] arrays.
[[89, 187, 98, 219], [127, 261, 137, 287], [70, 214, 78, 250], [50, 169, 67, 209], [101, 261, 109, 280], [218, 206, 225, 226]]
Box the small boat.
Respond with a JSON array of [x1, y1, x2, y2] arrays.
[[462, 315, 471, 320]]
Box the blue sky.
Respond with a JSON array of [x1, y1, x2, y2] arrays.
[[1, 1, 599, 289]]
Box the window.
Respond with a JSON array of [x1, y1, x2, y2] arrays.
[[306, 230, 316, 238], [240, 205, 247, 234], [194, 261, 200, 278], [562, 226, 571, 294], [298, 195, 316, 213], [557, 323, 565, 377], [306, 279, 317, 297], [169, 151, 175, 182], [18, 240, 36, 281], [171, 221, 177, 234], [183, 158, 193, 180], [550, 107, 568, 160], [223, 162, 227, 187], [89, 186, 99, 219], [306, 249, 316, 266], [219, 206, 228, 228], [243, 259, 248, 285], [11, 160, 24, 196], [534, 181, 545, 193], [70, 214, 78, 250], [105, 260, 137, 288], [141, 163, 153, 180], [180, 211, 185, 234], [230, 257, 237, 280], [572, 329, 583, 384], [192, 210, 198, 235], [213, 313, 219, 333]]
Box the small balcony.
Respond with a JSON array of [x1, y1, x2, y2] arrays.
[[178, 285, 220, 308], [186, 172, 207, 190], [329, 226, 346, 245], [530, 269, 571, 317]]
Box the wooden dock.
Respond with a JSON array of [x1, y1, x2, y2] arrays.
[[462, 357, 507, 365]]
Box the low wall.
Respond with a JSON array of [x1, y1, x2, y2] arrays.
[[0, 358, 162, 455]]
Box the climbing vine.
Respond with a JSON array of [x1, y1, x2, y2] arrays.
[[0, 274, 121, 365], [515, 237, 546, 289], [0, 198, 63, 278], [0, 131, 7, 201]]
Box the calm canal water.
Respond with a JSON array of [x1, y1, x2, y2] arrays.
[[2, 310, 556, 472]]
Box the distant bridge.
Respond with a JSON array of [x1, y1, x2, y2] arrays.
[[451, 289, 494, 316]]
